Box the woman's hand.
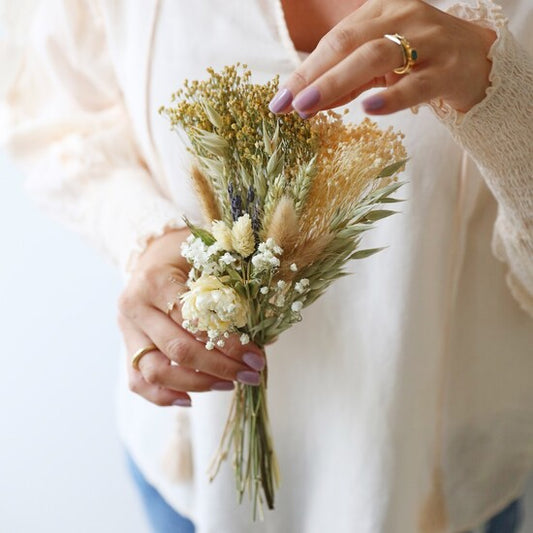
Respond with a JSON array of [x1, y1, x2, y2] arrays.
[[117, 228, 265, 407], [268, 0, 496, 117]]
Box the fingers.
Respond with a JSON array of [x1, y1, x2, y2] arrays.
[[268, 0, 467, 116], [269, 14, 381, 115], [361, 69, 441, 114], [121, 315, 241, 408], [154, 270, 266, 372], [119, 240, 266, 405], [131, 352, 196, 407], [120, 315, 193, 407], [324, 78, 386, 110], [134, 307, 262, 386], [291, 38, 405, 116], [270, 0, 495, 117]]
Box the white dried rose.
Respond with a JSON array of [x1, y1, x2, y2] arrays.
[[181, 274, 248, 334]]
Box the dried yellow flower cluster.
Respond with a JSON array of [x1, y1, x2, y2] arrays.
[[300, 117, 407, 239], [160, 64, 317, 178]]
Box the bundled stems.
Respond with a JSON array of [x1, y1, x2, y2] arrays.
[[209, 351, 280, 520]]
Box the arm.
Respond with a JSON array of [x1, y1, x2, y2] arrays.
[[1, 0, 183, 274], [428, 1, 533, 316]]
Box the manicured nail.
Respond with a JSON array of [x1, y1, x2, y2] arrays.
[[292, 86, 321, 113], [297, 110, 313, 120], [210, 381, 235, 391], [172, 398, 192, 407], [243, 352, 265, 371], [269, 88, 293, 113], [362, 95, 385, 112], [236, 370, 261, 386]]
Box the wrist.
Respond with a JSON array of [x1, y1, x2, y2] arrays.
[[135, 227, 191, 274]]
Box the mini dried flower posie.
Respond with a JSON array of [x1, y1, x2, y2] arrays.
[[160, 64, 407, 520]]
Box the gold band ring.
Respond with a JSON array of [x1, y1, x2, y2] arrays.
[[131, 344, 158, 370], [384, 33, 418, 75]]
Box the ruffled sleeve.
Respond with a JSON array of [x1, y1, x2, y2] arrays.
[[427, 0, 533, 316], [0, 0, 185, 275]]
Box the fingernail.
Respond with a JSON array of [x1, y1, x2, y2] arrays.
[[242, 352, 265, 371], [210, 381, 235, 391], [172, 398, 192, 407], [297, 110, 313, 120], [362, 95, 385, 112], [268, 88, 293, 113], [292, 86, 321, 112], [237, 370, 261, 386]]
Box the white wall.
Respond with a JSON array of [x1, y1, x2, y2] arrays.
[[1, 151, 532, 533], [0, 152, 149, 532]]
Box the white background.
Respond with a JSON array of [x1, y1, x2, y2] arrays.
[[1, 151, 532, 533], [0, 152, 149, 532]]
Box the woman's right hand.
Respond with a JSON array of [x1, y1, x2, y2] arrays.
[[117, 228, 265, 408]]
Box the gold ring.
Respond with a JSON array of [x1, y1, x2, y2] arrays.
[[131, 344, 158, 370], [384, 33, 418, 75]]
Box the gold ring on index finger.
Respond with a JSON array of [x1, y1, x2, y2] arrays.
[[384, 33, 418, 75], [131, 344, 158, 371]]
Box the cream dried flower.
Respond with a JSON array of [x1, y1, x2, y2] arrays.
[[181, 274, 248, 335], [212, 220, 234, 251], [231, 214, 255, 257]]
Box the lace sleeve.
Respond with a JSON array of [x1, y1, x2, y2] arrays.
[[0, 0, 185, 275], [426, 0, 533, 316]]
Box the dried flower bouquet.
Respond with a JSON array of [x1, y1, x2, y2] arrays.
[[160, 65, 407, 519]]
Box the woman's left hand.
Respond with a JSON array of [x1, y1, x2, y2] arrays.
[[268, 0, 496, 117]]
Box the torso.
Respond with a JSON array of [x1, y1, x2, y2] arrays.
[[280, 0, 366, 52]]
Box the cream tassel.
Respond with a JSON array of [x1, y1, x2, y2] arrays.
[[160, 410, 193, 482]]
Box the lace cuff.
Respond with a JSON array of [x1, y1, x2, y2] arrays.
[[423, 0, 508, 124], [423, 0, 533, 316]]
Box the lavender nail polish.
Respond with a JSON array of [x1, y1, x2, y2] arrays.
[[268, 88, 293, 113], [362, 95, 385, 112], [210, 381, 235, 391], [237, 370, 261, 386], [172, 398, 192, 407], [293, 86, 321, 113], [297, 111, 313, 120], [243, 352, 265, 371]]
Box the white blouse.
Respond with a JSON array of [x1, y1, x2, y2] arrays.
[[2, 1, 532, 532]]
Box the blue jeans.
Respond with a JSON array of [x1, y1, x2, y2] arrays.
[[125, 452, 195, 533], [477, 499, 524, 533], [125, 452, 523, 533]]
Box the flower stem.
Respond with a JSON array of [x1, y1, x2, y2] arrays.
[[208, 355, 279, 520]]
